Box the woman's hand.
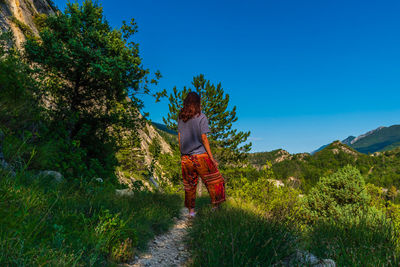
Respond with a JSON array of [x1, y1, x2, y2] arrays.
[[201, 133, 219, 168], [211, 157, 219, 168]]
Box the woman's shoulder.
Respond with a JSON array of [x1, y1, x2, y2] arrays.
[[198, 112, 207, 119]]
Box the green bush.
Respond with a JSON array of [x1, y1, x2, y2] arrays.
[[228, 162, 301, 220], [302, 165, 370, 222]]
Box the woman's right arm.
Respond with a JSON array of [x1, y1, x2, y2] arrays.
[[178, 132, 182, 153], [201, 133, 218, 167]]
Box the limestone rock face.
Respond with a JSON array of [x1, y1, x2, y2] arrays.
[[329, 141, 358, 156], [274, 149, 292, 163], [138, 122, 172, 167], [0, 0, 55, 47]]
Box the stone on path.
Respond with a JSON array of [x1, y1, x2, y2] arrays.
[[293, 250, 336, 267]]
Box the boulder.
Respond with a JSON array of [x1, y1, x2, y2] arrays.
[[294, 250, 336, 267], [149, 176, 159, 188], [116, 188, 134, 197], [267, 179, 284, 188], [39, 170, 64, 183], [94, 177, 103, 183]]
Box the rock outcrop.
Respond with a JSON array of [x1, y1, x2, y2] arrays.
[[138, 122, 172, 166], [329, 141, 358, 156], [0, 0, 55, 47], [292, 250, 336, 267], [274, 149, 292, 163]]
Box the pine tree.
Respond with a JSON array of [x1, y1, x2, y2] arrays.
[[163, 74, 251, 165]]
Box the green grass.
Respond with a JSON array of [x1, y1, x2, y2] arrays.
[[0, 171, 182, 266], [187, 197, 299, 267], [187, 195, 400, 266], [305, 217, 399, 266]]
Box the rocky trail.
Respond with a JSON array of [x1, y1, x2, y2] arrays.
[[122, 206, 336, 267], [127, 208, 191, 267]]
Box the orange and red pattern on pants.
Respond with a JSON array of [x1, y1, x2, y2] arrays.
[[181, 153, 226, 209]]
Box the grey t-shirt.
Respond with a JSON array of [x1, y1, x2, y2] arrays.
[[178, 113, 210, 155]]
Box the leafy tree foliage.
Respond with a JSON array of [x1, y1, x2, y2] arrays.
[[0, 33, 41, 131], [24, 0, 149, 160], [0, 1, 163, 181], [163, 74, 251, 165]]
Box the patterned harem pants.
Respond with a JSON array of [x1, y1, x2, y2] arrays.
[[181, 153, 226, 209]]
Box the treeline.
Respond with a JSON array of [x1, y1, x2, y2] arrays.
[[248, 141, 400, 192]]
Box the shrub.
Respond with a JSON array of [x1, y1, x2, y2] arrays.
[[228, 162, 301, 220], [302, 165, 370, 222]]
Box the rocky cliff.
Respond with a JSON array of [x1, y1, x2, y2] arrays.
[[0, 0, 55, 47]]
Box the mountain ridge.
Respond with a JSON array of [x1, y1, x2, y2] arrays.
[[312, 125, 400, 154]]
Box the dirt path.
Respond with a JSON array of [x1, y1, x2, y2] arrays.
[[128, 208, 191, 267]]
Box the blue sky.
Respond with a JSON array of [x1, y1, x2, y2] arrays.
[[54, 0, 400, 153]]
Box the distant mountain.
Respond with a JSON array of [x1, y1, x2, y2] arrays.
[[151, 122, 177, 135], [350, 127, 385, 145], [312, 125, 400, 154], [342, 136, 356, 145], [351, 125, 400, 154]]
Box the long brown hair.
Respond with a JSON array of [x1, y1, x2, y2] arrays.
[[179, 92, 201, 122]]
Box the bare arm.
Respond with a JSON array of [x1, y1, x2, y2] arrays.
[[201, 133, 218, 167], [178, 132, 182, 153]]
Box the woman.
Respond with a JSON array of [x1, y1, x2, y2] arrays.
[[178, 92, 226, 217]]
